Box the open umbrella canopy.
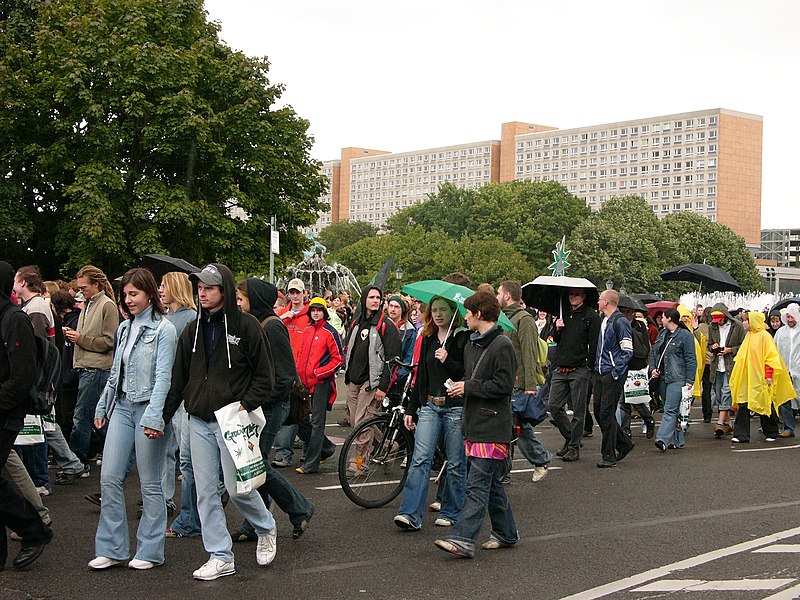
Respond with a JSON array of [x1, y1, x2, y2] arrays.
[[618, 294, 649, 313], [401, 280, 515, 331], [521, 275, 599, 316], [770, 297, 800, 314], [645, 300, 678, 314], [660, 263, 742, 293], [140, 254, 200, 282], [631, 293, 662, 305]]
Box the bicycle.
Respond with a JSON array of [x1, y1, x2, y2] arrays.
[[338, 357, 415, 508]]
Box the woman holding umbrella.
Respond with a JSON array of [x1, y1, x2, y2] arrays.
[[394, 295, 468, 531]]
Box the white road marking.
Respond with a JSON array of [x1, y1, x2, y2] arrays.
[[560, 526, 800, 600], [763, 583, 800, 600], [754, 544, 800, 553], [732, 444, 800, 453], [633, 579, 795, 592]]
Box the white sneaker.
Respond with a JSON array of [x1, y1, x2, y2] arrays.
[[36, 486, 50, 496], [428, 501, 441, 512], [532, 465, 549, 482], [192, 558, 235, 580], [88, 556, 122, 570], [256, 529, 277, 566], [434, 517, 454, 527], [128, 558, 155, 570]]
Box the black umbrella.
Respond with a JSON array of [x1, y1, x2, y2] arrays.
[[770, 297, 800, 313], [631, 293, 661, 305], [660, 263, 742, 293], [618, 294, 649, 313], [140, 254, 200, 282]]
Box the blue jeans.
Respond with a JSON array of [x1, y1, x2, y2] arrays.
[[780, 401, 796, 434], [441, 455, 518, 557], [397, 403, 466, 528], [169, 407, 202, 536], [713, 370, 733, 412], [273, 424, 299, 462], [190, 416, 275, 563], [46, 423, 84, 475], [655, 381, 685, 447], [161, 404, 181, 510], [95, 396, 170, 563], [71, 369, 110, 463]]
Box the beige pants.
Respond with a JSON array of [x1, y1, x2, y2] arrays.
[[346, 382, 380, 470], [2, 450, 51, 525]]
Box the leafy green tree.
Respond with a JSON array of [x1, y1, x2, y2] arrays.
[[318, 220, 379, 256], [386, 180, 590, 273], [570, 195, 678, 293], [0, 0, 326, 278], [333, 226, 531, 291], [661, 212, 763, 292]]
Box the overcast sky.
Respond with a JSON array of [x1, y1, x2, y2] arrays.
[[204, 0, 798, 229]]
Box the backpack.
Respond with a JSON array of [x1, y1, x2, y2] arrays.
[[610, 313, 650, 371], [0, 307, 62, 415]]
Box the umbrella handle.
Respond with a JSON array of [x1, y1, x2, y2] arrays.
[[442, 312, 456, 344]]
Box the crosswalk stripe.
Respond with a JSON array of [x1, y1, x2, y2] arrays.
[[762, 582, 800, 599], [753, 544, 800, 553], [633, 579, 795, 592]]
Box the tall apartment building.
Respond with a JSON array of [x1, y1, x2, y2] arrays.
[[308, 108, 762, 246], [757, 229, 800, 267]]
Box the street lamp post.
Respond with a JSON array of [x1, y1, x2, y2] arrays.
[[606, 278, 614, 290], [395, 266, 404, 293]]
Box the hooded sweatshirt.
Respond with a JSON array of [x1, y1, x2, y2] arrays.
[[774, 303, 800, 394], [0, 261, 37, 418], [163, 264, 275, 422], [246, 278, 297, 408], [707, 301, 746, 384]]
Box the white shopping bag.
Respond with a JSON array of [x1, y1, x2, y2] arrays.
[[15, 414, 45, 445], [624, 368, 651, 405], [42, 408, 57, 432], [677, 386, 693, 431], [214, 403, 267, 496]]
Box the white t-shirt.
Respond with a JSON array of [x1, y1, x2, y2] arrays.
[[716, 320, 731, 373]]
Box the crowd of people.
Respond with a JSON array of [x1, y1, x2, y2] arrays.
[[1, 259, 799, 574]]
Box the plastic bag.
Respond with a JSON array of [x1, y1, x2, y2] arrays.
[[14, 414, 45, 445], [677, 386, 693, 431], [214, 403, 267, 496], [624, 368, 651, 404]]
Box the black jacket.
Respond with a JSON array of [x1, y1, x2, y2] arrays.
[[163, 264, 275, 422], [246, 278, 296, 409], [552, 304, 601, 369], [408, 328, 468, 414], [462, 326, 517, 443], [0, 261, 36, 419]]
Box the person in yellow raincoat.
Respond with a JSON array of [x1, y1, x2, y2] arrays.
[[729, 311, 795, 443], [677, 304, 706, 399]]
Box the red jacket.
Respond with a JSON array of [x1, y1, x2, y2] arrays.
[[278, 303, 311, 362], [295, 319, 343, 395]]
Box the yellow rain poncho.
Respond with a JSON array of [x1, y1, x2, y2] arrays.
[[729, 311, 795, 415], [677, 304, 705, 398]]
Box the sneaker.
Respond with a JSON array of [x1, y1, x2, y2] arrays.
[[84, 492, 101, 506], [165, 528, 184, 539], [293, 505, 314, 540], [731, 437, 748, 443], [481, 536, 515, 550], [80, 464, 91, 478], [88, 556, 122, 570], [714, 424, 725, 437], [230, 529, 257, 543], [501, 473, 512, 484], [555, 444, 569, 457], [434, 517, 454, 527], [766, 437, 777, 442], [428, 501, 441, 512], [128, 559, 155, 570], [655, 440, 667, 452], [55, 473, 76, 485], [271, 457, 291, 468], [337, 417, 351, 427], [256, 529, 277, 566], [433, 539, 472, 558], [596, 460, 617, 468], [192, 558, 235, 581], [562, 449, 580, 462], [583, 430, 594, 438], [393, 514, 419, 531], [531, 465, 549, 482], [645, 421, 655, 440], [36, 486, 50, 497]]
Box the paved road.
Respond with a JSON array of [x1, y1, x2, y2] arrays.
[[3, 406, 800, 600]]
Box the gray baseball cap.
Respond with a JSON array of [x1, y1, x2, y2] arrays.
[[190, 264, 224, 287]]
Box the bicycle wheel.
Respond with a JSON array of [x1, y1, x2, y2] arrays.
[[338, 414, 413, 508]]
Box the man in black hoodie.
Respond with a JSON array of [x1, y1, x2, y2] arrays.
[[0, 261, 53, 570], [162, 264, 276, 581], [230, 278, 315, 542]]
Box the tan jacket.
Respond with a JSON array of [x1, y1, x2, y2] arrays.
[[74, 291, 118, 370]]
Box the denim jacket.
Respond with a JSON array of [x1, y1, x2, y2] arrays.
[[96, 308, 177, 432], [649, 326, 697, 386]]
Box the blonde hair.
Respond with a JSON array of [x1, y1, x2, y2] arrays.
[[44, 280, 60, 296], [161, 271, 196, 310], [76, 265, 114, 300]]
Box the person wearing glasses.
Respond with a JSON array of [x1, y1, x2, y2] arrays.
[[547, 288, 601, 463]]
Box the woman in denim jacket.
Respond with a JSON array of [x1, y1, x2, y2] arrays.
[[89, 268, 177, 571], [651, 308, 697, 452]]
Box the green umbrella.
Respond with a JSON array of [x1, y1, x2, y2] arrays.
[[401, 280, 515, 332]]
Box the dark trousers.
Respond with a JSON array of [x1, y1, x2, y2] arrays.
[[593, 373, 631, 463], [733, 403, 779, 441], [1, 418, 50, 567], [299, 382, 336, 472], [701, 365, 712, 420]]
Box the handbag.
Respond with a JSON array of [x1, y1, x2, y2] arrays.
[[288, 377, 312, 424], [624, 368, 652, 404], [512, 388, 547, 425]]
